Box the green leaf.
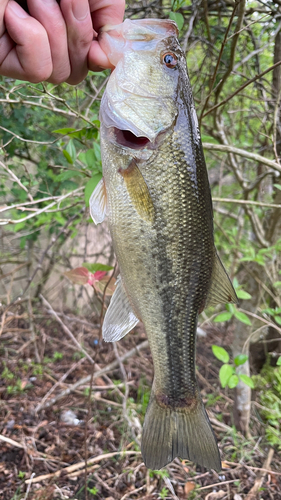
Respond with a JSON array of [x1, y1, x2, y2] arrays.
[[233, 310, 252, 325], [82, 263, 113, 273], [66, 139, 76, 162], [214, 311, 233, 323], [63, 149, 73, 164], [234, 354, 248, 366], [14, 221, 26, 232], [85, 149, 96, 168], [225, 303, 235, 314], [212, 345, 230, 363], [94, 142, 101, 162], [232, 277, 239, 289], [275, 316, 281, 326], [273, 184, 281, 191], [228, 374, 239, 389], [84, 174, 102, 207], [53, 127, 76, 135], [168, 11, 184, 30], [273, 281, 281, 288], [239, 374, 254, 389], [219, 364, 234, 388], [276, 356, 281, 366], [236, 290, 252, 300]]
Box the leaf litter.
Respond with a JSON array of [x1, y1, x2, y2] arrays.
[[0, 302, 281, 499]]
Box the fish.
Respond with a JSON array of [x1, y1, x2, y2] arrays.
[[90, 18, 238, 471]]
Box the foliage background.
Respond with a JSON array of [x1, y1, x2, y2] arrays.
[[1, 0, 281, 499]]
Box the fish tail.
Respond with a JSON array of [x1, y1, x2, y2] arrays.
[[141, 388, 221, 471]]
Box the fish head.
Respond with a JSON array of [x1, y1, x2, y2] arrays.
[[99, 19, 184, 151]]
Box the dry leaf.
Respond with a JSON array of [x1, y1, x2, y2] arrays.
[[184, 481, 196, 495], [234, 494, 243, 500], [221, 461, 229, 469], [205, 490, 226, 500]]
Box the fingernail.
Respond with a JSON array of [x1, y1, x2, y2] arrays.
[[72, 0, 89, 21], [8, 0, 29, 18]]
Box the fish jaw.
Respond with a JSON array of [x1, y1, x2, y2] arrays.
[[99, 20, 181, 145]]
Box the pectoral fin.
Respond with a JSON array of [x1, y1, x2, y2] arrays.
[[119, 160, 155, 223], [102, 276, 139, 342], [89, 178, 107, 224], [206, 252, 238, 306]]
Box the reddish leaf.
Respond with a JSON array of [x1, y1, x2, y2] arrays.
[[93, 276, 116, 296], [87, 270, 107, 285], [64, 267, 89, 285]]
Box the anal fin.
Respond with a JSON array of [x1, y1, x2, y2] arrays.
[[102, 276, 139, 342], [89, 177, 107, 224], [206, 252, 238, 307]]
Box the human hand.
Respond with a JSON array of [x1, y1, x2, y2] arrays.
[[0, 0, 125, 84]]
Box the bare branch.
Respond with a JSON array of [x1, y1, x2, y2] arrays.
[[203, 142, 281, 173]]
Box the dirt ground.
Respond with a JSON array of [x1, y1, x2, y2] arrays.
[[0, 301, 281, 500]]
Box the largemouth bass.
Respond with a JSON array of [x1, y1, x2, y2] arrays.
[[90, 18, 238, 471]]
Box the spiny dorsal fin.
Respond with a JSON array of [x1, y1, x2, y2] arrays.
[[102, 276, 139, 342], [119, 159, 155, 223], [206, 252, 238, 307], [89, 177, 107, 224]]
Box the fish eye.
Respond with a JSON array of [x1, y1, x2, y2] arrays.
[[163, 52, 178, 68]]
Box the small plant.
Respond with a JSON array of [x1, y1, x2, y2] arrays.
[[1, 364, 15, 380], [6, 378, 25, 395], [18, 471, 25, 480], [87, 486, 98, 495], [212, 345, 254, 389], [159, 487, 169, 499], [149, 469, 169, 479], [53, 351, 63, 361]]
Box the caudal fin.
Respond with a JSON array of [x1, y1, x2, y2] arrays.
[[141, 389, 221, 471]]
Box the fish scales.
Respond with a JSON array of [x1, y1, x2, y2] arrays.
[[91, 18, 238, 471]]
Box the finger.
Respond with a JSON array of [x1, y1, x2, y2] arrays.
[[27, 0, 70, 84], [60, 0, 93, 85], [88, 39, 113, 72], [87, 0, 125, 71], [0, 0, 9, 36], [89, 0, 125, 32], [2, 1, 52, 82]]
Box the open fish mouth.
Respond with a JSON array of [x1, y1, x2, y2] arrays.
[[113, 128, 151, 150], [107, 125, 175, 152]]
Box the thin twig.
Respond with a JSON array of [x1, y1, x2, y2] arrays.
[[0, 187, 84, 225], [245, 448, 274, 500], [36, 339, 149, 410], [199, 1, 239, 122], [40, 295, 95, 365], [203, 60, 281, 117], [25, 451, 142, 484], [212, 197, 281, 209]]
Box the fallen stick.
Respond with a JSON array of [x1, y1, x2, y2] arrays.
[[36, 339, 149, 411], [25, 450, 142, 484], [244, 448, 274, 500], [0, 434, 25, 449]]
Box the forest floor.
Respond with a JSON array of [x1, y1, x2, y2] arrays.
[[0, 301, 281, 500]]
